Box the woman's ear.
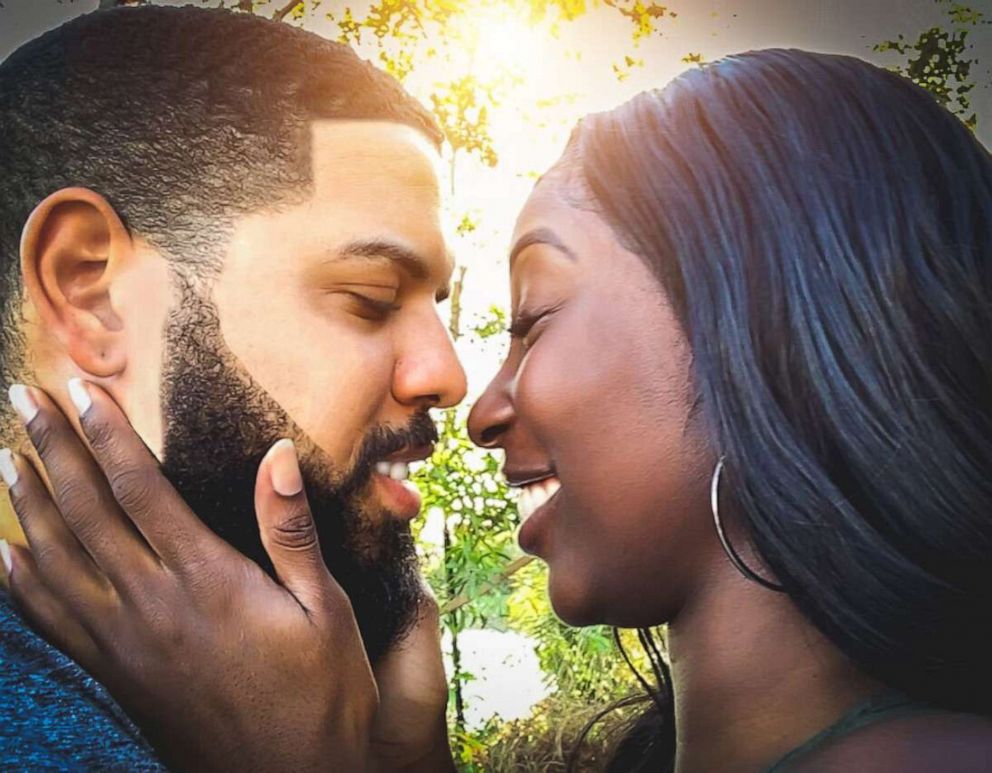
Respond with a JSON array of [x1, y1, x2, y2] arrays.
[[20, 187, 131, 379]]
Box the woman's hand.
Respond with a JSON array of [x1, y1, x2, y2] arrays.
[[369, 597, 454, 772], [2, 382, 380, 772]]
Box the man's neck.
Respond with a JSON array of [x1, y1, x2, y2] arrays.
[[669, 564, 881, 773]]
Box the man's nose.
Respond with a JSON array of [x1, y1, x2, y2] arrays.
[[392, 319, 467, 409]]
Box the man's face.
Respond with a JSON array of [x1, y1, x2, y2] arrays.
[[211, 121, 463, 498], [122, 121, 465, 660]]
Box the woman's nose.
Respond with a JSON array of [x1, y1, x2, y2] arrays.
[[468, 368, 514, 448]]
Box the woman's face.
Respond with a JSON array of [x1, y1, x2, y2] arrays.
[[468, 168, 716, 628]]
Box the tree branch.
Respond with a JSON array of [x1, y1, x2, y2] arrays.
[[440, 555, 535, 616], [447, 265, 467, 340], [272, 0, 302, 22]]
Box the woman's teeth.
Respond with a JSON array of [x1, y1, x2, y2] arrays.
[[518, 477, 561, 521], [375, 461, 410, 481]]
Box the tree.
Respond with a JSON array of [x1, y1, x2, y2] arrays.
[[875, 0, 989, 130]]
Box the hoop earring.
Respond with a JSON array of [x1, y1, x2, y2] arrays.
[[711, 457, 785, 592]]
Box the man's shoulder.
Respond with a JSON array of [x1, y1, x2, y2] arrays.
[[0, 592, 164, 771]]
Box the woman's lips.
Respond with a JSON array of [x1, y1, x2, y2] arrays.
[[518, 476, 561, 520], [517, 475, 562, 554]]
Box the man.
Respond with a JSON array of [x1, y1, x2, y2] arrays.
[[0, 5, 465, 767]]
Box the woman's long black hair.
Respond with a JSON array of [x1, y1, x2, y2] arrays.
[[569, 48, 992, 769]]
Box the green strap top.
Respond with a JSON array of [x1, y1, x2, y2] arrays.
[[765, 691, 942, 772]]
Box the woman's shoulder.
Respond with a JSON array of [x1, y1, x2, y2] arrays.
[[796, 711, 992, 772]]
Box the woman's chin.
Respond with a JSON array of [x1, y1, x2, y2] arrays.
[[547, 567, 604, 627], [548, 564, 676, 629]]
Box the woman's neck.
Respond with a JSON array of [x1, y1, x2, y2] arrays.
[[668, 564, 882, 773]]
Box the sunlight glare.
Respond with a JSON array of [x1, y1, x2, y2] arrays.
[[471, 10, 544, 82]]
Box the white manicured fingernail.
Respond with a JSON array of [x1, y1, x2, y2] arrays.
[[8, 384, 38, 425], [269, 439, 304, 497], [67, 378, 92, 417], [0, 449, 17, 488], [0, 540, 11, 576]]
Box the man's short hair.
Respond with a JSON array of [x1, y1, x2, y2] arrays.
[[0, 5, 443, 386]]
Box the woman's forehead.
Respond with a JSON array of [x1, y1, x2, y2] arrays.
[[513, 167, 593, 238]]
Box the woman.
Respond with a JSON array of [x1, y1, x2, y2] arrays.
[[4, 48, 992, 770]]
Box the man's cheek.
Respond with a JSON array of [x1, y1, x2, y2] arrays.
[[292, 383, 391, 472]]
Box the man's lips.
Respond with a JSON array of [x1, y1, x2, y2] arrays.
[[370, 444, 434, 521], [381, 443, 435, 465]]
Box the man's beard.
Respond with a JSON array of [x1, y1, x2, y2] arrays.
[[158, 276, 434, 663]]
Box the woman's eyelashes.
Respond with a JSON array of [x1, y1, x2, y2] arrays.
[[509, 304, 561, 350]]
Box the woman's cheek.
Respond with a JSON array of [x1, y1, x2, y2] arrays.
[[513, 339, 570, 427]]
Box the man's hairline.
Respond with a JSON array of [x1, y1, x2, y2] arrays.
[[309, 116, 444, 154], [131, 113, 446, 259]]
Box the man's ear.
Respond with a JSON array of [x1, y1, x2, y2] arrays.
[[20, 187, 131, 379]]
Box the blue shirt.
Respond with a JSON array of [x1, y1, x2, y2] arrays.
[[0, 592, 164, 771]]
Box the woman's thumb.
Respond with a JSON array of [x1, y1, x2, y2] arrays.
[[255, 439, 333, 611]]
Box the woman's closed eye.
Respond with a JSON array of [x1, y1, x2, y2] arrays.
[[509, 304, 561, 350]]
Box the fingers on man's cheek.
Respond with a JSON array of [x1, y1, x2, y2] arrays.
[[9, 384, 100, 499], [8, 544, 62, 628], [18, 395, 81, 488], [8, 545, 101, 670], [1, 450, 56, 540], [1, 450, 107, 598]]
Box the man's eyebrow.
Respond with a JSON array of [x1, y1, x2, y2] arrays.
[[508, 227, 578, 266], [335, 238, 451, 302]]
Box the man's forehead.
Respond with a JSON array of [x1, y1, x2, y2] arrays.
[[309, 119, 442, 188], [295, 119, 451, 279]]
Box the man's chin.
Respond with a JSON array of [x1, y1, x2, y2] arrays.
[[162, 449, 424, 663]]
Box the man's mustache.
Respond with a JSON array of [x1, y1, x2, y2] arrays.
[[339, 411, 439, 497]]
